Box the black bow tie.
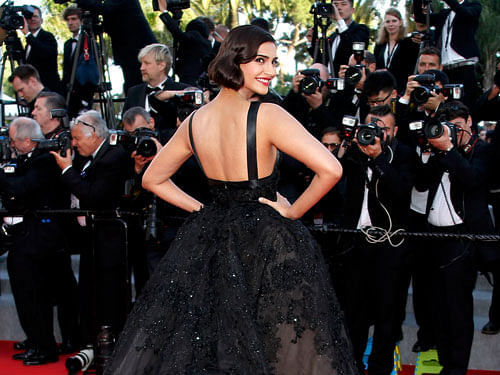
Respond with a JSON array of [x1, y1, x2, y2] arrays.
[[145, 86, 162, 95]]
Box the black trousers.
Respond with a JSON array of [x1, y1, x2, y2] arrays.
[[332, 238, 411, 375], [427, 225, 476, 375]]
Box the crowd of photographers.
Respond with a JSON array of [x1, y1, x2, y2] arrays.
[[0, 0, 499, 374]]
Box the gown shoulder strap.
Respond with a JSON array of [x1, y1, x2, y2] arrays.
[[246, 101, 261, 181], [188, 111, 206, 177]]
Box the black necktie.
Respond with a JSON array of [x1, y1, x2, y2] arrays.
[[145, 86, 162, 95]]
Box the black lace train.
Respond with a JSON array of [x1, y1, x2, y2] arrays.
[[105, 103, 358, 375]]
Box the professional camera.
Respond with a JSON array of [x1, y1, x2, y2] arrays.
[[409, 118, 458, 146], [0, 1, 34, 31], [153, 0, 190, 11], [65, 345, 94, 375], [35, 130, 72, 157], [299, 69, 322, 95], [356, 120, 384, 146], [309, 2, 334, 18], [411, 74, 464, 104], [109, 127, 158, 158], [344, 42, 367, 86], [173, 90, 204, 122]]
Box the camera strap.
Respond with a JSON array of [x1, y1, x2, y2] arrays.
[[462, 137, 478, 154]]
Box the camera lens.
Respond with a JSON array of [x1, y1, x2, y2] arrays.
[[344, 66, 362, 86], [424, 119, 444, 139], [299, 76, 320, 95], [357, 127, 376, 146], [136, 138, 157, 157], [411, 86, 431, 105]]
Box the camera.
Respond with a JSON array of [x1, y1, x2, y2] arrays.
[[344, 42, 367, 86], [356, 121, 384, 146], [35, 130, 72, 157], [409, 118, 458, 146], [153, 0, 190, 11], [299, 69, 322, 95], [411, 73, 464, 104], [109, 127, 158, 158], [309, 2, 334, 18], [173, 90, 204, 122], [66, 345, 94, 375], [0, 1, 35, 31]]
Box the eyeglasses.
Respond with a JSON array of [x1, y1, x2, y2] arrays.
[[367, 92, 392, 106], [71, 118, 96, 132], [322, 142, 341, 149]]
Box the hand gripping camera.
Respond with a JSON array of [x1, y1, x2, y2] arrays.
[[109, 127, 158, 158], [344, 42, 367, 86], [299, 69, 344, 95], [341, 115, 384, 146], [410, 74, 464, 105], [409, 118, 458, 149]]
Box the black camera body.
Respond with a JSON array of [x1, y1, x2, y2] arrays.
[[0, 2, 34, 31], [344, 64, 366, 86], [411, 74, 464, 104], [357, 122, 384, 146], [309, 2, 334, 18], [173, 90, 204, 122], [299, 69, 322, 95], [109, 127, 158, 158], [153, 0, 190, 11], [409, 118, 458, 148], [35, 130, 72, 157]]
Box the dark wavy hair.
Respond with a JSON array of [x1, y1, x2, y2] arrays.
[[208, 25, 275, 90]]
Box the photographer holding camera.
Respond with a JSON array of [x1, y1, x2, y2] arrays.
[[1, 117, 71, 365], [123, 43, 189, 131], [157, 0, 212, 86], [333, 105, 416, 375], [282, 63, 333, 138], [413, 100, 494, 375], [307, 0, 369, 76], [19, 5, 62, 94]]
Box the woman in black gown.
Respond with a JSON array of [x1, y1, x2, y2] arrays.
[[105, 24, 358, 375]]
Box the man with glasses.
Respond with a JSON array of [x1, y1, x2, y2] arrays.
[[332, 105, 417, 375], [51, 110, 130, 356], [363, 70, 399, 108]]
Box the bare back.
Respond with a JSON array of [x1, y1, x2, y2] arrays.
[[188, 99, 278, 182]]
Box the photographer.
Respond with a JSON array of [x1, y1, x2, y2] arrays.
[[413, 0, 482, 109], [308, 0, 369, 76], [50, 110, 130, 352], [157, 0, 212, 86], [282, 63, 333, 138], [31, 91, 68, 138], [413, 100, 494, 375], [20, 5, 62, 94], [73, 0, 157, 92], [123, 43, 188, 131], [9, 64, 48, 114], [1, 117, 71, 365], [333, 105, 416, 375]]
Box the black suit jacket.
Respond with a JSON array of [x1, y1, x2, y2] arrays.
[[340, 139, 417, 230], [62, 37, 76, 87], [309, 20, 370, 76], [0, 150, 70, 255], [414, 0, 481, 59], [25, 28, 62, 94], [61, 141, 129, 210], [374, 37, 420, 93], [123, 79, 189, 130]]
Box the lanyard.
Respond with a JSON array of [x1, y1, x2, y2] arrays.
[[384, 42, 399, 68]]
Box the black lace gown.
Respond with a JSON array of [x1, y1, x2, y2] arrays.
[[105, 102, 358, 375]]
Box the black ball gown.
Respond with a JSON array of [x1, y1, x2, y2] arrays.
[[105, 102, 358, 375]]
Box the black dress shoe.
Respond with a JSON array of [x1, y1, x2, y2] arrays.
[[12, 348, 36, 361], [23, 351, 59, 366], [13, 339, 30, 351], [482, 321, 500, 335], [412, 341, 435, 353]]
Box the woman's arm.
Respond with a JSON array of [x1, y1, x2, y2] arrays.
[[258, 104, 342, 219], [142, 121, 203, 212]]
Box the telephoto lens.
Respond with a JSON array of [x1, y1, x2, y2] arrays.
[[65, 345, 94, 375]]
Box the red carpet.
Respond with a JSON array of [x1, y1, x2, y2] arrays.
[[0, 341, 499, 375], [0, 341, 80, 375]]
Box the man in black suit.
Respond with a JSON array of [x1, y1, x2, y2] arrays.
[[75, 0, 157, 92], [9, 64, 47, 115], [20, 6, 62, 94], [333, 105, 416, 375], [414, 101, 494, 375], [1, 117, 71, 365], [61, 7, 97, 118], [122, 43, 188, 130], [308, 0, 369, 77], [51, 110, 130, 349], [413, 0, 481, 109]]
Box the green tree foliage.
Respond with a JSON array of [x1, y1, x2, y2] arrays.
[[476, 0, 500, 88]]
